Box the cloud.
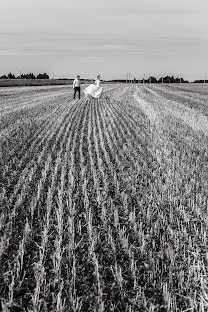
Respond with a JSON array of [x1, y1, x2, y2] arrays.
[[0, 33, 140, 57], [101, 0, 208, 17], [1, 32, 207, 60], [80, 56, 105, 63], [106, 8, 207, 16], [0, 49, 49, 56]]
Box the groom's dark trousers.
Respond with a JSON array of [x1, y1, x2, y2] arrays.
[[74, 87, 80, 99]]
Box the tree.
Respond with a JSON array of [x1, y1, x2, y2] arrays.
[[0, 75, 7, 79], [7, 72, 16, 79], [148, 76, 158, 83], [36, 73, 49, 79]]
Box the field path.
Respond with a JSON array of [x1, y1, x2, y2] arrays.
[[1, 84, 208, 311]]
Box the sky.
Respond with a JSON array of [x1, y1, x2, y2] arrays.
[[0, 0, 208, 80]]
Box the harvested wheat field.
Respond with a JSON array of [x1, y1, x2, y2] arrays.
[[1, 83, 208, 311]]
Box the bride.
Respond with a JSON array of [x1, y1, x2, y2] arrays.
[[84, 75, 103, 99]]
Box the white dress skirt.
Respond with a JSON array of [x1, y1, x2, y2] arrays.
[[84, 79, 103, 99]]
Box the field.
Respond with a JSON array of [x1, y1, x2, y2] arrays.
[[0, 79, 75, 88], [1, 83, 208, 311]]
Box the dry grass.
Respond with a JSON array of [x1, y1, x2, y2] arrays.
[[0, 84, 208, 311]]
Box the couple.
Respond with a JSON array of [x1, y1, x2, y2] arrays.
[[73, 75, 103, 100]]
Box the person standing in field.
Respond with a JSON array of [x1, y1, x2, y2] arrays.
[[73, 75, 81, 99], [84, 75, 103, 100]]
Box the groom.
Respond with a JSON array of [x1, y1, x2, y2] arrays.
[[73, 75, 81, 99]]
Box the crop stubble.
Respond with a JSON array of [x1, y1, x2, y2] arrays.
[[1, 84, 208, 311]]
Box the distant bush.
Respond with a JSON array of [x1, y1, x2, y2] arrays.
[[0, 75, 8, 79], [0, 72, 50, 79], [36, 73, 49, 79], [7, 73, 16, 79], [193, 80, 208, 83], [107, 76, 189, 83], [17, 73, 36, 79]]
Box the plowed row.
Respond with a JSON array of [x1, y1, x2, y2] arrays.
[[1, 84, 208, 311]]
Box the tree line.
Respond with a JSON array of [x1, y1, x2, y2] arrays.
[[0, 72, 49, 79], [107, 76, 189, 83], [1, 73, 205, 83]]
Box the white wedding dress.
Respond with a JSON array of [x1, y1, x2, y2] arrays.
[[84, 79, 103, 99]]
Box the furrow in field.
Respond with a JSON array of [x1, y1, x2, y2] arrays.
[[100, 99, 144, 200], [1, 99, 87, 309], [0, 92, 72, 162], [55, 116, 86, 310], [94, 100, 119, 192], [30, 101, 86, 310], [95, 99, 144, 306], [102, 93, 207, 306], [149, 84, 208, 113], [100, 100, 125, 164], [47, 99, 90, 310], [98, 100, 136, 210], [1, 100, 68, 192], [158, 83, 208, 95], [136, 86, 208, 214], [94, 99, 135, 217], [93, 100, 115, 178], [109, 89, 152, 149], [3, 96, 77, 189], [95, 106, 129, 222], [0, 99, 82, 264], [91, 101, 110, 217], [110, 95, 149, 143], [138, 85, 208, 135], [0, 85, 72, 101], [93, 100, 123, 239], [81, 99, 132, 308], [0, 100, 72, 219], [85, 100, 100, 202], [103, 97, 153, 174], [71, 99, 102, 311], [93, 100, 123, 232], [29, 99, 87, 311], [132, 85, 208, 306], [0, 92, 73, 138], [0, 87, 73, 115], [81, 100, 105, 310], [98, 101, 144, 209]]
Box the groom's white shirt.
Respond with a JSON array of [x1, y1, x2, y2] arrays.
[[73, 79, 81, 88]]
